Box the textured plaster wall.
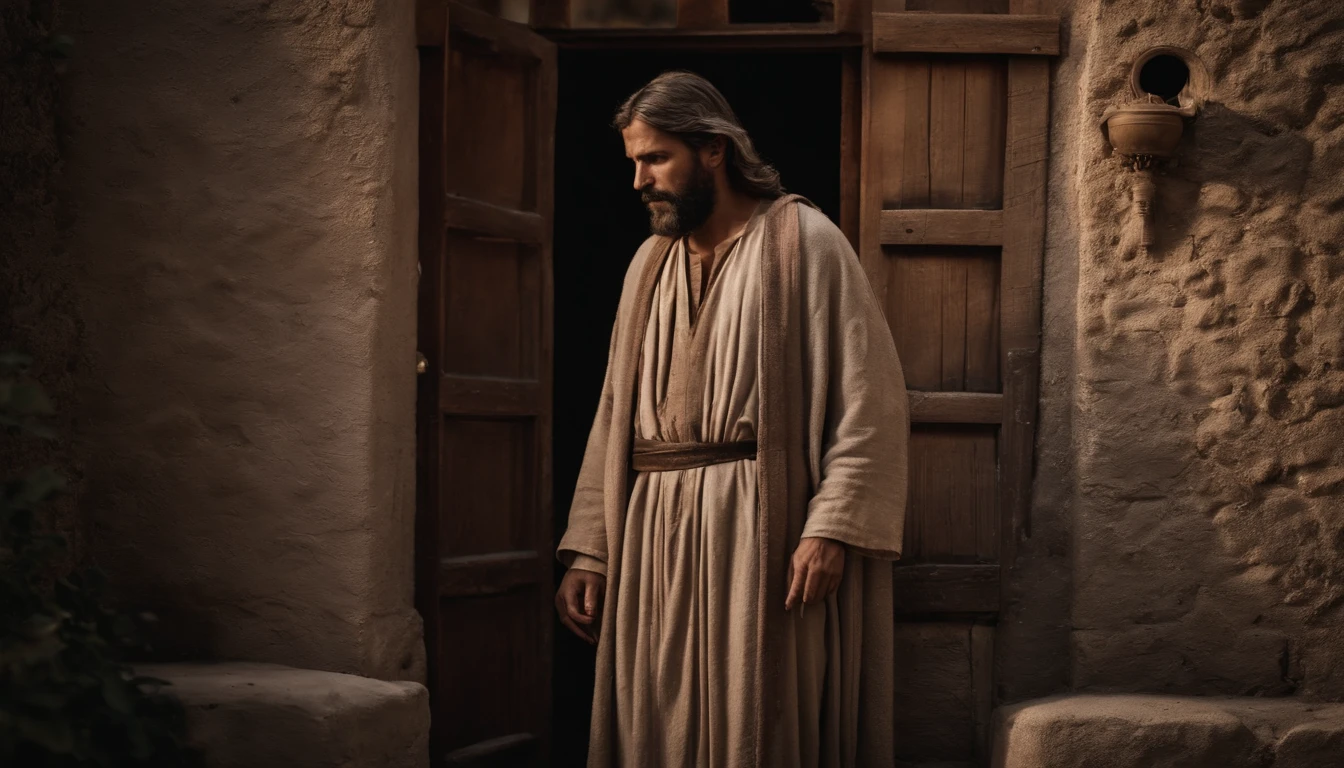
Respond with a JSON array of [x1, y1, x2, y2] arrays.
[[1044, 0, 1344, 699], [0, 0, 83, 557], [63, 0, 422, 680]]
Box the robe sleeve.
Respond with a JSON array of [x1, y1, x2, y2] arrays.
[[795, 206, 909, 560]]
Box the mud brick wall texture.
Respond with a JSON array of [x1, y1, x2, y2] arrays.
[[1037, 0, 1344, 700]]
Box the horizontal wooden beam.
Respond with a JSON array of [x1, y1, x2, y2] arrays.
[[909, 391, 1003, 424], [882, 208, 1003, 246], [545, 24, 860, 50], [440, 375, 543, 417], [444, 195, 546, 243], [439, 550, 541, 597], [419, 1, 554, 59], [892, 563, 1000, 614], [873, 13, 1059, 56], [444, 733, 540, 765], [677, 0, 728, 28]]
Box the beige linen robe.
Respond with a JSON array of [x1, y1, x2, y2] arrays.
[[558, 196, 909, 768]]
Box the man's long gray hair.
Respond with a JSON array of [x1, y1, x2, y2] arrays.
[[613, 71, 785, 200]]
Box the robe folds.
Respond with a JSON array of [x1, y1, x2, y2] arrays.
[[557, 195, 910, 767]]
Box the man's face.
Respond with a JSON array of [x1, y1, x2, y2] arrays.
[[621, 119, 716, 238]]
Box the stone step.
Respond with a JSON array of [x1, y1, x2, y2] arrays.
[[992, 694, 1344, 768], [137, 662, 430, 768]]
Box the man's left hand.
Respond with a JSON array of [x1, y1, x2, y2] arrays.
[[785, 537, 845, 611]]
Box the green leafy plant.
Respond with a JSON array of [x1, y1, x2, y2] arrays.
[[0, 353, 198, 767]]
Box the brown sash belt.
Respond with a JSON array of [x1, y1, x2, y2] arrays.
[[631, 437, 758, 472]]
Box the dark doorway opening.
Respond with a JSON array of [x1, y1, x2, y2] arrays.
[[550, 48, 843, 766]]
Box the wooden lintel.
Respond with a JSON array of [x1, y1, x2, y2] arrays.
[[892, 563, 1000, 614], [873, 13, 1060, 56], [677, 0, 729, 28], [544, 24, 858, 50], [909, 391, 1003, 424], [435, 1, 554, 59], [881, 208, 1004, 246], [439, 550, 541, 597], [444, 195, 546, 243], [440, 375, 543, 417]]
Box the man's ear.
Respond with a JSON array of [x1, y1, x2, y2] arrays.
[[701, 135, 728, 169]]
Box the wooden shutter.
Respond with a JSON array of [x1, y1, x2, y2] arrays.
[[859, 1, 1056, 763], [417, 4, 557, 766]]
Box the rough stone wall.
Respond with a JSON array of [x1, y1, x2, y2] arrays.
[[1047, 0, 1344, 699], [0, 0, 84, 556], [62, 0, 422, 681]]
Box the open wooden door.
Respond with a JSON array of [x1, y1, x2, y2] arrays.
[[417, 4, 556, 766], [858, 2, 1057, 765]]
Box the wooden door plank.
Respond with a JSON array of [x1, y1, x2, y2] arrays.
[[898, 61, 932, 207], [964, 255, 1000, 393], [940, 260, 968, 390], [971, 625, 995, 761], [999, 349, 1039, 573], [441, 375, 543, 416], [892, 564, 999, 614], [888, 254, 943, 391], [962, 57, 1006, 208], [444, 733, 540, 765], [873, 13, 1060, 55], [881, 208, 1003, 246], [452, 1, 556, 59], [1001, 57, 1049, 354], [677, 0, 728, 27], [439, 550, 542, 596], [928, 60, 966, 209], [907, 425, 997, 560], [908, 391, 1002, 424], [445, 194, 547, 242], [840, 51, 863, 249], [414, 41, 448, 768]]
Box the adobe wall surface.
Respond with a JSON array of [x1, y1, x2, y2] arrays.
[[62, 0, 422, 680], [1039, 0, 1344, 699], [0, 1, 84, 558]]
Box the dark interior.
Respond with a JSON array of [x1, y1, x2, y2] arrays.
[[729, 0, 822, 23], [550, 48, 843, 766], [1139, 53, 1190, 104]]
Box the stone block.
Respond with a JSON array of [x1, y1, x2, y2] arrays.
[[1273, 717, 1344, 768], [138, 662, 429, 768], [991, 695, 1261, 768], [994, 694, 1344, 768]]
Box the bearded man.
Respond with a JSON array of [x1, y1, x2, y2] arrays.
[[555, 71, 909, 768]]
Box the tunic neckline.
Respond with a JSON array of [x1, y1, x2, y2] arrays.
[[681, 200, 769, 328]]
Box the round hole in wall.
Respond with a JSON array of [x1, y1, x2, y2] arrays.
[[1139, 55, 1189, 104], [1129, 46, 1209, 110]]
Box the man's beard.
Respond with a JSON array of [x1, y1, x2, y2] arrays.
[[642, 164, 716, 238]]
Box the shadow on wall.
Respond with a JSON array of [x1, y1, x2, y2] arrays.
[[63, 0, 421, 679]]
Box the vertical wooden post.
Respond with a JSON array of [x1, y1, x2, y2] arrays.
[[997, 0, 1050, 605], [840, 50, 863, 250]]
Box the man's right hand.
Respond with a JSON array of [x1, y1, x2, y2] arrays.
[[555, 568, 606, 645]]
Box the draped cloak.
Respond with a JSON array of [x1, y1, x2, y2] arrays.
[[557, 196, 910, 767]]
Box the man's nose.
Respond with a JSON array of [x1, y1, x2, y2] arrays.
[[633, 164, 651, 192]]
